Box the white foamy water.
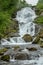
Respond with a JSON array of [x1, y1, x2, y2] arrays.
[[37, 57, 43, 65], [25, 0, 39, 6], [16, 7, 36, 37]]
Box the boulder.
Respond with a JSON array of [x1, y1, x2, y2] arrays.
[[26, 47, 37, 51], [14, 46, 20, 51], [32, 36, 40, 44], [0, 48, 8, 56], [22, 34, 32, 42], [39, 29, 43, 38], [40, 44, 43, 48], [1, 55, 10, 62], [15, 52, 31, 60]]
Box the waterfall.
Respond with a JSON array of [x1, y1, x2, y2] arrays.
[[1, 7, 36, 45], [25, 0, 39, 6], [16, 7, 36, 37]]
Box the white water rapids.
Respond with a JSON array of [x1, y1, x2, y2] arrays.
[[16, 7, 36, 37]]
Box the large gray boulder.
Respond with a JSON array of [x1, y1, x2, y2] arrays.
[[15, 52, 31, 60]]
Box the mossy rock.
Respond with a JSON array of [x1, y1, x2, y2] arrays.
[[14, 46, 20, 51], [15, 53, 30, 60], [1, 55, 10, 62], [0, 48, 8, 55], [32, 36, 40, 44], [39, 41, 43, 48], [27, 47, 37, 51], [40, 44, 43, 48], [22, 34, 32, 42], [39, 29, 43, 38]]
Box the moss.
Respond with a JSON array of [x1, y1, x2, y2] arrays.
[[36, 3, 43, 10], [23, 34, 32, 42], [14, 46, 20, 51], [1, 55, 10, 62], [0, 48, 8, 55]]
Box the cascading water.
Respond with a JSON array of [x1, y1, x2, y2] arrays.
[[1, 1, 43, 65], [16, 7, 36, 37], [1, 7, 36, 45]]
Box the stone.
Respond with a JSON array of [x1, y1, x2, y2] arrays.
[[0, 48, 8, 56], [14, 46, 20, 51], [39, 29, 43, 38], [1, 55, 10, 62], [15, 52, 31, 60], [32, 36, 40, 44], [26, 47, 37, 51], [22, 34, 32, 42], [40, 44, 43, 48]]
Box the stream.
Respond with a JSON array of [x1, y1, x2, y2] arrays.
[[0, 0, 43, 65]]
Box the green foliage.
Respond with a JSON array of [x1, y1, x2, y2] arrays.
[[34, 16, 43, 24], [36, 3, 43, 9], [0, 0, 30, 38], [0, 0, 19, 11], [1, 55, 10, 62], [0, 0, 19, 38], [38, 0, 43, 3], [35, 0, 43, 15], [0, 12, 11, 38], [18, 0, 29, 8]]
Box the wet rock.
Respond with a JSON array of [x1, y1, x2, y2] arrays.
[[4, 49, 15, 56], [1, 55, 10, 62], [32, 36, 40, 44], [14, 46, 20, 51], [22, 34, 32, 42], [39, 29, 43, 38], [0, 48, 8, 56], [40, 44, 43, 48], [15, 52, 31, 60], [8, 32, 20, 37], [40, 12, 43, 16], [11, 12, 17, 18], [26, 47, 37, 51]]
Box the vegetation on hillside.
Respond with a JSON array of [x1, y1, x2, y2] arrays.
[[0, 0, 29, 38], [35, 0, 43, 15], [34, 16, 43, 24], [34, 0, 43, 24], [36, 0, 43, 9], [0, 0, 43, 38]]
